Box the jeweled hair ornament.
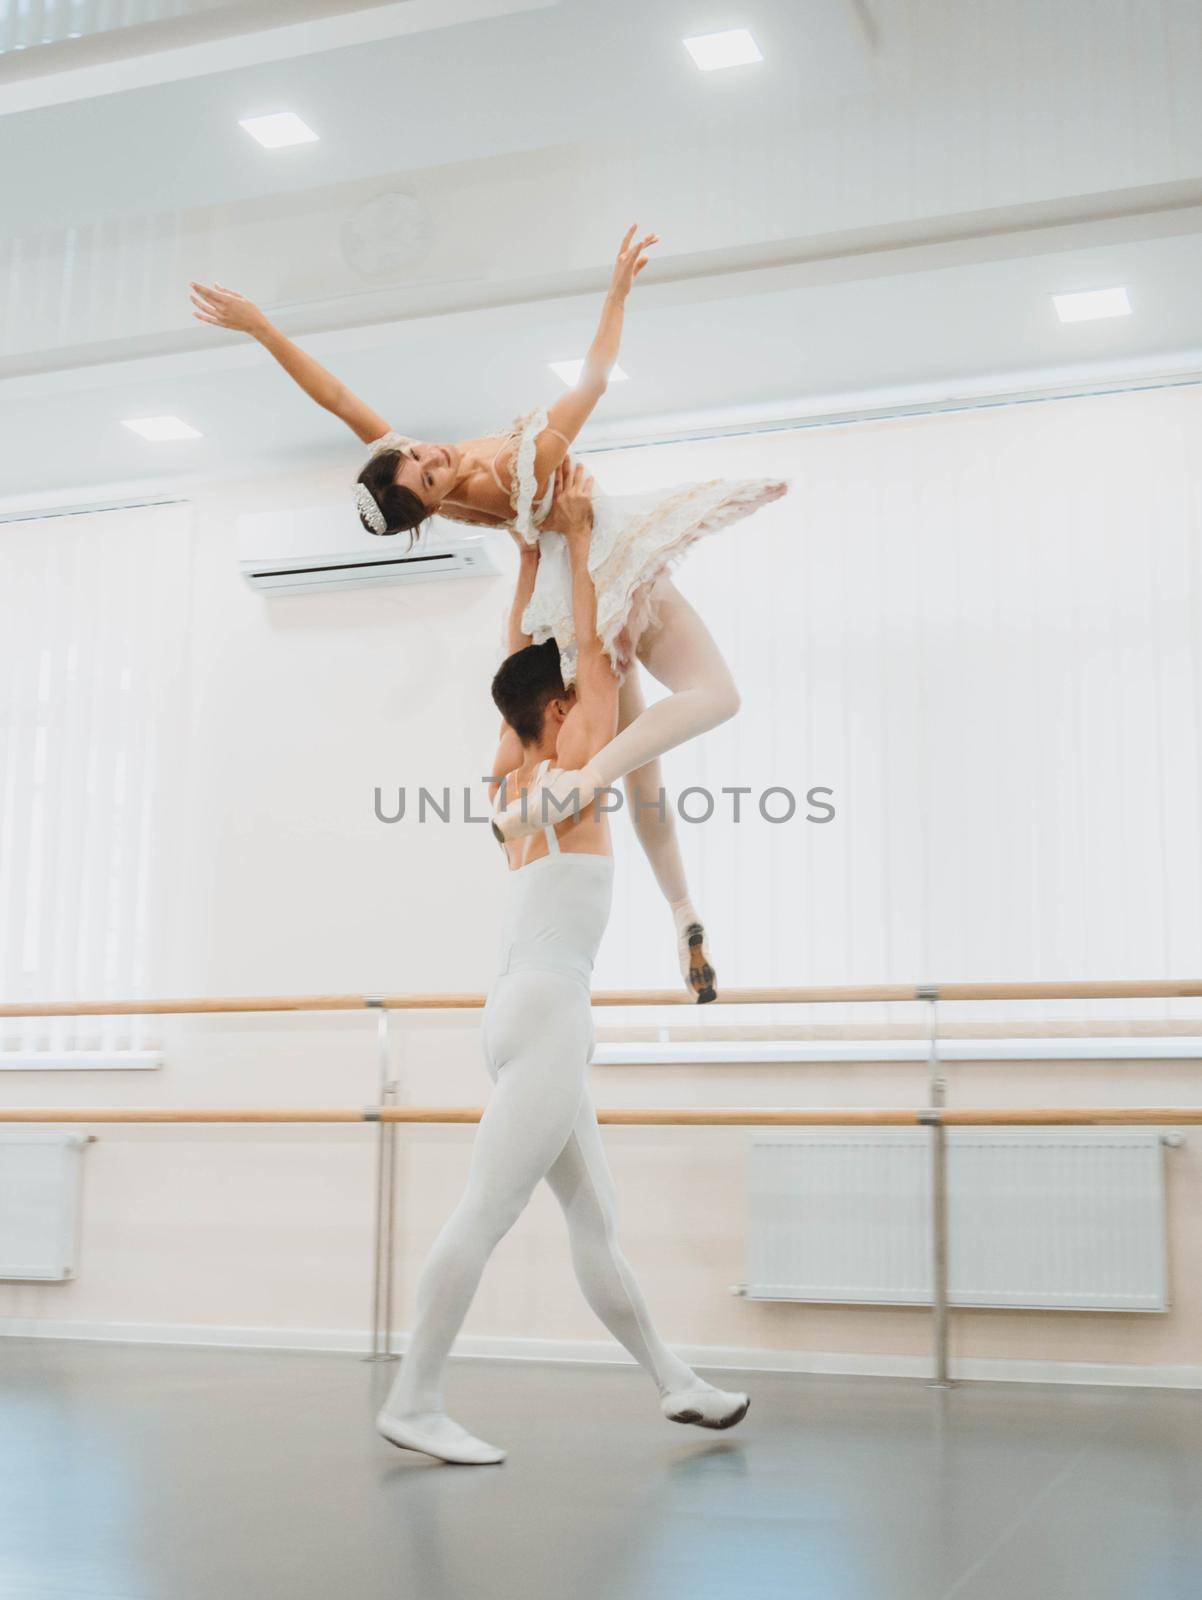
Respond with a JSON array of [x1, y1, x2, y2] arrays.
[[355, 432, 418, 534], [354, 481, 389, 535]]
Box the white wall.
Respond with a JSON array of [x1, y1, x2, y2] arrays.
[[3, 383, 1202, 1380]]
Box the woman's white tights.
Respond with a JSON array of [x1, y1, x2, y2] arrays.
[[384, 969, 700, 1419], [601, 576, 740, 793], [608, 578, 739, 924]]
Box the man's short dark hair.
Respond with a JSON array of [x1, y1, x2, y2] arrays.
[[491, 640, 569, 744]]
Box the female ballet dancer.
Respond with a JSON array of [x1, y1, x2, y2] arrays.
[[373, 465, 749, 1464], [190, 227, 787, 997]]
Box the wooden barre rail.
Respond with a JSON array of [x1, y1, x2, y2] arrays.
[[4, 979, 1202, 1018], [2, 1107, 1201, 1126]]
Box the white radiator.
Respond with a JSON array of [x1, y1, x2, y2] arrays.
[[0, 1131, 89, 1281], [744, 1130, 1168, 1312]]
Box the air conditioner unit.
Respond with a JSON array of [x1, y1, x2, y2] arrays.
[[238, 504, 500, 596]]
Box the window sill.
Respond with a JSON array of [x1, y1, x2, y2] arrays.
[[0, 1052, 163, 1072]]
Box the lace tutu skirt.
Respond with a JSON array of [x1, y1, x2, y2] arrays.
[[520, 477, 788, 683]]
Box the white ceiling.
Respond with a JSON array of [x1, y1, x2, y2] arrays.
[[1, 0, 868, 228], [2, 0, 1202, 499]]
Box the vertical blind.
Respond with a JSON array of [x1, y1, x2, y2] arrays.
[[0, 502, 192, 1052], [590, 386, 1202, 1032]]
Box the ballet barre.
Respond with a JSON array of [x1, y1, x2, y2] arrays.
[[2, 1106, 1201, 1125], [5, 979, 1202, 1383], [4, 977, 1202, 1016]]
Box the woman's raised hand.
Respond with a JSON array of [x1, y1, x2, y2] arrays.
[[609, 226, 659, 299], [189, 282, 269, 336]]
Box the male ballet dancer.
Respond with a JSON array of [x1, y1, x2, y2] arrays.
[[376, 463, 749, 1464]]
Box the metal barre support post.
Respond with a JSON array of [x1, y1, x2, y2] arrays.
[[920, 987, 951, 1388], [365, 1002, 400, 1365], [930, 1117, 950, 1388]]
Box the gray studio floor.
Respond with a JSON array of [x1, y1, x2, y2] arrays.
[[2, 1340, 1201, 1600]]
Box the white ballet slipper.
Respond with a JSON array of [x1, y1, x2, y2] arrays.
[[492, 766, 601, 844], [376, 1408, 507, 1465], [661, 1386, 750, 1431], [673, 908, 717, 1004]]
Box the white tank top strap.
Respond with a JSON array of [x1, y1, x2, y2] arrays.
[[492, 760, 561, 853], [536, 758, 560, 854]]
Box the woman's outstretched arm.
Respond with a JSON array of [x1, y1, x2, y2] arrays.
[[534, 226, 658, 480], [190, 282, 392, 444]]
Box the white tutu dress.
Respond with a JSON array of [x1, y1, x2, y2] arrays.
[[368, 412, 788, 683], [502, 409, 788, 682]]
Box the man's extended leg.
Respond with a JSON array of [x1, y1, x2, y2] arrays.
[[543, 1085, 751, 1429]]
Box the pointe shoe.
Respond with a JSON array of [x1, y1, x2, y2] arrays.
[[661, 1386, 751, 1431], [492, 766, 599, 844], [676, 916, 717, 1004], [376, 1408, 507, 1465]]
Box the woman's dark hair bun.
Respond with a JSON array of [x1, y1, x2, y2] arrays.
[[356, 450, 430, 541]]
